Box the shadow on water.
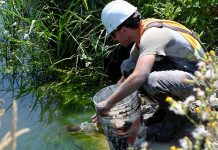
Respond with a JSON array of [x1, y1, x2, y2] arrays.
[[0, 75, 109, 150]]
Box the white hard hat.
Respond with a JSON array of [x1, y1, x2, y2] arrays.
[[101, 0, 137, 35]]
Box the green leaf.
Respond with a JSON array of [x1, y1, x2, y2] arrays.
[[83, 0, 89, 11], [28, 20, 36, 35]]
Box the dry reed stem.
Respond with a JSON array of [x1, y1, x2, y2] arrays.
[[1, 132, 11, 143], [0, 100, 30, 150], [0, 128, 30, 150], [11, 100, 17, 150]]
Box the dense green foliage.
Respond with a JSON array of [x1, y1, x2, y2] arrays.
[[138, 0, 218, 49], [0, 0, 217, 118]]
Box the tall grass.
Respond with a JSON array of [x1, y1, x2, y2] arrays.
[[0, 1, 217, 148], [0, 0, 217, 120], [0, 0, 111, 118]]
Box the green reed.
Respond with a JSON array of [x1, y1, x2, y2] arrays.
[[0, 0, 217, 121]]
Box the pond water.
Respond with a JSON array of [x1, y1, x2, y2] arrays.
[[0, 75, 109, 150]]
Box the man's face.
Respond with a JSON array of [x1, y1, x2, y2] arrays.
[[111, 27, 132, 47]]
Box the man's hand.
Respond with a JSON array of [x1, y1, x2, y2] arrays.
[[91, 113, 100, 127], [96, 100, 112, 116], [91, 100, 112, 127]]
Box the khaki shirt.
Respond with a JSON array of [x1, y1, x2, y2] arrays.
[[129, 27, 204, 73]]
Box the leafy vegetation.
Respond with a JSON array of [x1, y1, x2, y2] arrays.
[[0, 0, 217, 149], [0, 0, 217, 118], [138, 0, 218, 50], [0, 0, 112, 117], [165, 51, 218, 149]]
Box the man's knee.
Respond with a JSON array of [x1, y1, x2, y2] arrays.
[[143, 72, 165, 96], [120, 58, 136, 78], [143, 70, 197, 100]]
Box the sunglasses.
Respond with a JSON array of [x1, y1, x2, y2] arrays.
[[110, 25, 124, 38]]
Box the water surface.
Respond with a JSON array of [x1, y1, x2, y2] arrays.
[[0, 75, 109, 150]]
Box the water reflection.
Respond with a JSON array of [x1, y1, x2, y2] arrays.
[[0, 76, 108, 150]]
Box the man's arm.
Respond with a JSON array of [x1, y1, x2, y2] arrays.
[[98, 54, 156, 112], [117, 76, 126, 84]]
